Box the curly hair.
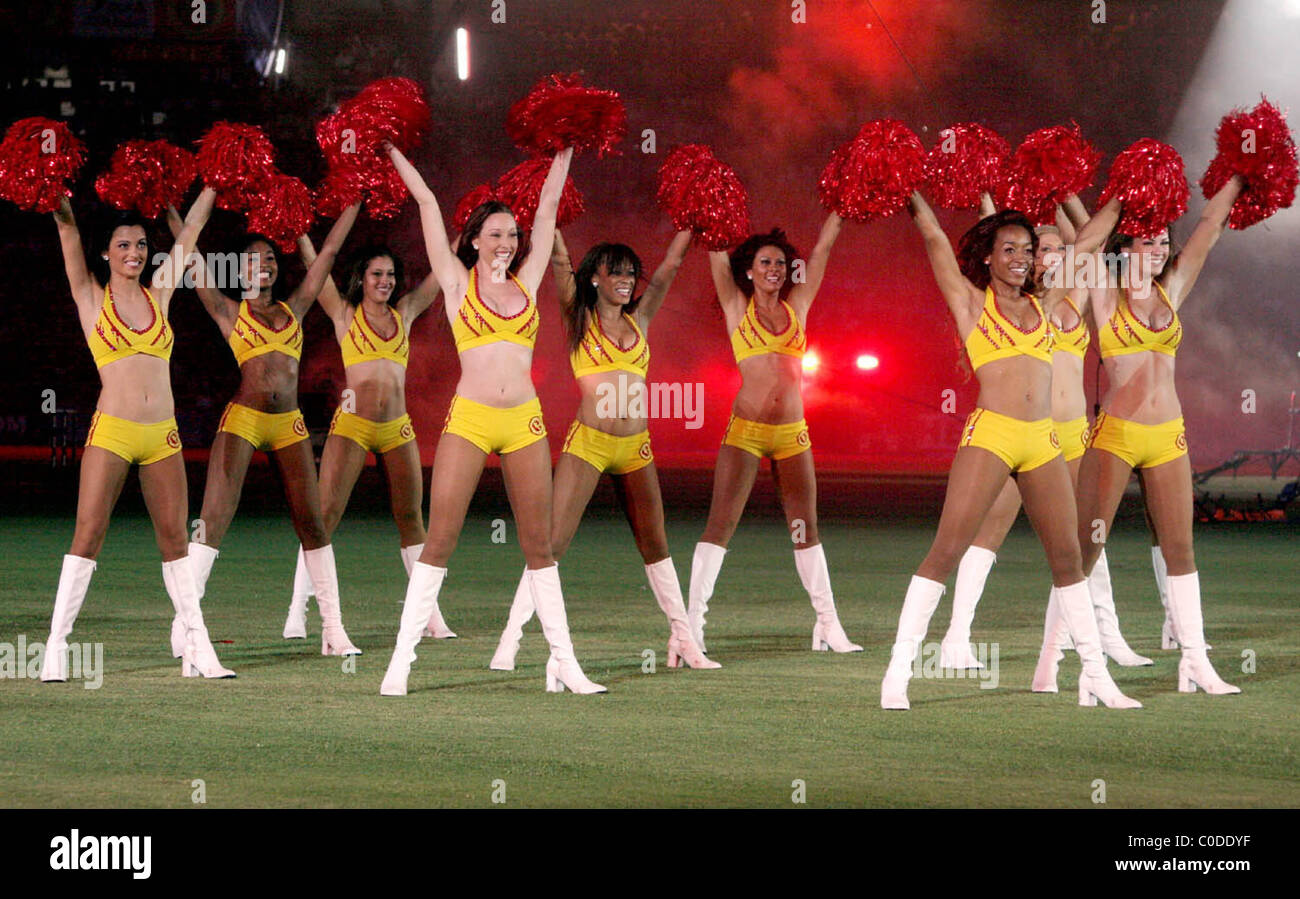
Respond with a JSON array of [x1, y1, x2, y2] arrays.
[[456, 201, 529, 276], [956, 210, 1038, 292], [729, 228, 801, 299], [566, 243, 644, 356], [343, 245, 405, 306]]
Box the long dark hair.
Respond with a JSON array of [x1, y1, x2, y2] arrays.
[[344, 244, 404, 306], [456, 201, 529, 276], [729, 228, 801, 299], [92, 210, 151, 285], [567, 243, 644, 355], [956, 210, 1038, 292]]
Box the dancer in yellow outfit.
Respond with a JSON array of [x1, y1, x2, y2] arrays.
[[487, 228, 719, 671], [282, 242, 446, 640], [166, 202, 362, 658], [40, 187, 236, 681], [686, 214, 863, 658], [381, 143, 606, 696]]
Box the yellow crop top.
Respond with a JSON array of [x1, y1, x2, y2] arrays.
[[731, 297, 806, 363], [228, 300, 303, 366], [1098, 282, 1181, 359], [342, 306, 409, 368], [964, 288, 1053, 372], [88, 285, 173, 369], [1049, 295, 1090, 360], [570, 311, 649, 379], [451, 266, 539, 353]]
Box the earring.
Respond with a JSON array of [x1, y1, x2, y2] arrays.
[[473, 243, 479, 250], [102, 255, 108, 260], [747, 274, 752, 280], [592, 281, 598, 287]]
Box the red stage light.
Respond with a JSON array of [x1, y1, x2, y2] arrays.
[[802, 350, 821, 373], [856, 353, 879, 371]]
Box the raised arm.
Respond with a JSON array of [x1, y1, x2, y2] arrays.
[[1058, 194, 1088, 245], [297, 232, 350, 333], [153, 185, 216, 314], [709, 249, 746, 320], [289, 202, 359, 319], [909, 190, 981, 332], [550, 229, 576, 314], [52, 198, 98, 325], [979, 192, 997, 218], [386, 143, 465, 298], [164, 200, 237, 333], [1072, 196, 1120, 257], [395, 270, 442, 324], [517, 147, 574, 295], [635, 229, 691, 325], [787, 212, 843, 318], [1161, 174, 1243, 307]]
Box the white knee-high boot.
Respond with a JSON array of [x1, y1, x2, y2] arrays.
[[283, 545, 312, 640], [940, 546, 996, 669], [647, 557, 720, 669], [1166, 571, 1238, 695], [1055, 580, 1140, 709], [40, 554, 97, 682], [530, 564, 606, 694], [163, 557, 235, 679], [795, 544, 862, 652], [880, 576, 945, 710], [380, 562, 447, 696], [1090, 549, 1152, 666], [303, 545, 361, 656], [687, 542, 726, 654], [174, 542, 219, 656], [1030, 587, 1071, 692], [490, 568, 535, 670], [405, 546, 456, 639]]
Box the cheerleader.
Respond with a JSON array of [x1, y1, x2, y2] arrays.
[[880, 192, 1140, 710], [281, 242, 447, 641], [39, 187, 236, 680], [380, 144, 606, 696], [488, 228, 719, 671], [1058, 176, 1246, 695], [165, 203, 362, 657], [685, 214, 863, 658]]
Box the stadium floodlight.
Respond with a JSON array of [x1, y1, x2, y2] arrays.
[[856, 354, 879, 371], [456, 28, 470, 80], [274, 48, 287, 75]]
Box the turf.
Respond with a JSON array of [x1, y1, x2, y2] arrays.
[[1, 509, 1296, 808]]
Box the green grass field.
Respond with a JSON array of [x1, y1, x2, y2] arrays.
[[2, 508, 1297, 808]]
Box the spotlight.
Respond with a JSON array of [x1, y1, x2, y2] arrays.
[[856, 354, 879, 371], [456, 28, 470, 80], [274, 48, 287, 75], [802, 350, 820, 373]]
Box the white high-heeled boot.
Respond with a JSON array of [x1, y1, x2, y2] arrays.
[[283, 545, 312, 640], [1055, 581, 1140, 709], [163, 557, 235, 679], [686, 542, 726, 654], [940, 546, 996, 669], [1152, 545, 1178, 649], [490, 568, 535, 670], [173, 542, 219, 656], [646, 557, 720, 669], [1030, 587, 1071, 692], [530, 564, 606, 694], [380, 562, 447, 696], [795, 544, 862, 652], [303, 545, 361, 655], [1090, 549, 1152, 666], [1166, 571, 1239, 695], [40, 554, 97, 682], [880, 576, 945, 710], [402, 545, 456, 639]]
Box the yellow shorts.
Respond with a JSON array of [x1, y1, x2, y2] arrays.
[[1054, 416, 1089, 463], [441, 395, 546, 455], [329, 409, 416, 454], [1088, 412, 1187, 469], [562, 420, 653, 475], [85, 411, 181, 466], [218, 402, 308, 452], [722, 414, 811, 461], [959, 408, 1060, 473]]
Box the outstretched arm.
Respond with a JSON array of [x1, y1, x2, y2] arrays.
[[396, 270, 442, 324], [909, 190, 980, 332], [787, 212, 843, 318], [709, 249, 746, 320], [164, 200, 237, 333], [1162, 174, 1242, 307], [297, 232, 349, 332], [52, 198, 98, 325], [1072, 196, 1120, 257], [517, 147, 574, 294], [289, 202, 360, 319], [153, 185, 216, 314], [635, 229, 692, 325], [1058, 194, 1088, 244], [979, 192, 997, 218], [550, 229, 576, 314], [387, 143, 465, 298]]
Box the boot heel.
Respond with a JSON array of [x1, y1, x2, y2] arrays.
[[666, 647, 682, 668], [182, 659, 197, 678], [1077, 681, 1097, 706], [1178, 659, 1197, 693], [546, 671, 565, 693]]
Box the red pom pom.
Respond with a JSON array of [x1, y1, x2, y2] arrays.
[[994, 123, 1101, 225], [655, 144, 751, 250], [245, 172, 315, 254], [94, 139, 196, 218], [818, 120, 925, 223], [195, 121, 276, 211], [506, 73, 627, 158], [0, 117, 87, 213], [923, 123, 1010, 210], [316, 77, 430, 220], [1098, 138, 1189, 239], [494, 157, 584, 231], [453, 183, 498, 231], [1200, 96, 1298, 229]]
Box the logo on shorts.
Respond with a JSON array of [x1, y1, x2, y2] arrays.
[[1175, 433, 1187, 451], [796, 430, 810, 447], [293, 418, 308, 437], [1049, 430, 1060, 449], [528, 416, 545, 436], [400, 422, 414, 440], [166, 429, 181, 449], [638, 441, 652, 460], [1081, 423, 1092, 446]]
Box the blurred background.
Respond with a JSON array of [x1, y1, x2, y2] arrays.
[[1, 0, 1297, 511]]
